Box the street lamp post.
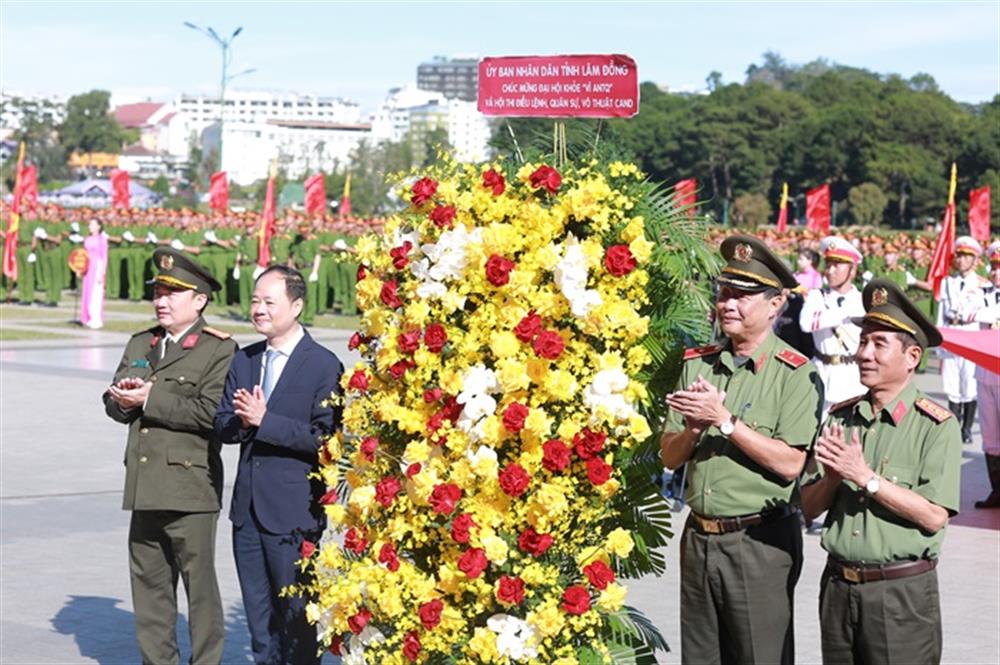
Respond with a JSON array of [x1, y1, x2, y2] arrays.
[[183, 22, 255, 173]]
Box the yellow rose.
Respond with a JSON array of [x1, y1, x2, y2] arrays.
[[597, 582, 627, 611], [629, 235, 655, 263], [605, 527, 635, 558], [490, 330, 521, 359], [528, 602, 565, 638], [467, 627, 500, 662], [347, 486, 375, 515], [481, 532, 509, 565]]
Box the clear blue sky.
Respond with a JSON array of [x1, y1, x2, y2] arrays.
[[2, 1, 998, 112]]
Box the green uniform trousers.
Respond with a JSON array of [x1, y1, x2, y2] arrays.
[[679, 511, 802, 665], [106, 247, 125, 299], [125, 246, 147, 300], [15, 246, 37, 302], [203, 251, 230, 306], [819, 567, 942, 665], [40, 247, 63, 304], [128, 510, 224, 665], [238, 265, 256, 319], [302, 276, 319, 325]]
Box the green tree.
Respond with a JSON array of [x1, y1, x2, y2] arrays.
[[58, 90, 127, 155], [731, 192, 771, 227], [846, 182, 888, 226], [1, 95, 68, 188]]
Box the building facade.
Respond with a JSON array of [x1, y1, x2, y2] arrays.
[[417, 56, 479, 102]]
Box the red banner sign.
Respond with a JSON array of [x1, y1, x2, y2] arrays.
[[478, 54, 638, 118]]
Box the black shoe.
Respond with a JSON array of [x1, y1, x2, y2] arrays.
[[17, 299, 31, 306], [974, 491, 1000, 509], [44, 302, 58, 308]]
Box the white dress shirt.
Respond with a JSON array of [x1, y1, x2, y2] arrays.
[[259, 324, 305, 399]]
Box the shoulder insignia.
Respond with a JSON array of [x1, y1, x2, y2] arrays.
[[829, 395, 863, 414], [202, 326, 232, 340], [776, 348, 809, 369], [684, 344, 723, 361], [915, 397, 952, 423], [182, 333, 200, 349], [133, 325, 161, 341]]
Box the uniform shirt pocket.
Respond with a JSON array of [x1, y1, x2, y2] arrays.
[[163, 375, 199, 396]]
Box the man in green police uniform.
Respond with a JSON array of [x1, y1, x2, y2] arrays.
[[103, 247, 237, 665], [661, 234, 823, 665], [802, 278, 961, 665]]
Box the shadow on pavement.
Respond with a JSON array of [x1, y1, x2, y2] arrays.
[[50, 596, 253, 664]]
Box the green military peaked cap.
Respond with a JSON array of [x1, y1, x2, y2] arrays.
[[149, 248, 221, 294], [717, 234, 798, 292], [853, 278, 942, 348]]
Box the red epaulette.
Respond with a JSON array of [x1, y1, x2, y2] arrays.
[[915, 397, 953, 423], [202, 326, 232, 340], [828, 395, 863, 414], [684, 344, 723, 361], [776, 348, 809, 369]]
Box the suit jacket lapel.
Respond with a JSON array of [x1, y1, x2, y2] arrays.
[[155, 318, 206, 373], [145, 326, 164, 370], [269, 331, 311, 398], [250, 343, 264, 389]]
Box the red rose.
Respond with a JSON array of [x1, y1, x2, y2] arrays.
[[389, 359, 412, 380], [403, 631, 421, 661], [561, 585, 591, 615], [573, 428, 607, 460], [426, 411, 445, 432], [532, 329, 565, 359], [398, 330, 421, 354], [451, 512, 476, 543], [360, 436, 379, 461], [498, 463, 531, 498], [348, 607, 372, 634], [518, 527, 554, 557], [348, 331, 366, 351], [429, 204, 456, 228], [542, 439, 572, 472], [423, 387, 443, 403], [319, 489, 338, 505], [586, 457, 613, 486], [529, 164, 562, 194], [411, 177, 438, 206], [356, 264, 367, 281], [457, 547, 489, 578], [329, 635, 344, 656], [424, 323, 448, 353], [406, 462, 422, 477], [496, 575, 526, 606], [514, 310, 543, 342], [378, 542, 400, 572], [344, 527, 368, 555], [300, 540, 316, 559], [604, 245, 637, 277], [485, 254, 515, 286], [348, 370, 369, 392], [418, 598, 443, 630], [502, 402, 529, 432], [375, 476, 402, 507], [429, 483, 462, 515], [583, 560, 616, 590], [482, 168, 506, 196], [380, 280, 403, 309], [391, 241, 414, 269]]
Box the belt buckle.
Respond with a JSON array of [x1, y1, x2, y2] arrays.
[[843, 567, 862, 583], [829, 355, 841, 365], [696, 515, 722, 534]]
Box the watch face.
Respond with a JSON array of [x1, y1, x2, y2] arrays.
[[866, 477, 880, 493]]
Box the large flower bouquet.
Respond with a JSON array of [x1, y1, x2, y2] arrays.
[[297, 153, 717, 664]]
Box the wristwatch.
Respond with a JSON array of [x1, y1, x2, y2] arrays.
[[865, 474, 881, 495], [719, 413, 737, 437]]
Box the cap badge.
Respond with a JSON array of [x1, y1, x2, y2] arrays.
[[871, 287, 889, 307], [734, 243, 753, 263], [159, 254, 174, 270]]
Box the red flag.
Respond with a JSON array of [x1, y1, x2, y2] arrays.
[[339, 173, 352, 219], [927, 163, 958, 299], [969, 186, 991, 244], [675, 178, 697, 217], [806, 184, 831, 234], [209, 171, 229, 213], [3, 142, 25, 280], [304, 174, 326, 215], [110, 169, 130, 209], [19, 165, 38, 213], [258, 171, 277, 267], [775, 182, 789, 233]]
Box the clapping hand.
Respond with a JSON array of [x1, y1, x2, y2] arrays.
[[107, 377, 151, 410], [814, 423, 870, 485], [233, 385, 267, 428], [664, 375, 727, 434]]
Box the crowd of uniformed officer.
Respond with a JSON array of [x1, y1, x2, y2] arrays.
[[0, 202, 381, 325]]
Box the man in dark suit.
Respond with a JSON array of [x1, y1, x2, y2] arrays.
[[104, 248, 237, 665], [214, 265, 343, 665]]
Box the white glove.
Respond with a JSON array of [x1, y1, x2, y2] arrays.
[[862, 270, 873, 283], [69, 233, 83, 243], [204, 230, 218, 243], [33, 227, 48, 240], [234, 234, 242, 242], [252, 264, 265, 279], [334, 239, 348, 251], [309, 270, 319, 283], [170, 239, 184, 250], [905, 271, 917, 287], [232, 265, 241, 279], [122, 231, 135, 242], [146, 232, 158, 243], [27, 252, 37, 263], [69, 222, 80, 233]]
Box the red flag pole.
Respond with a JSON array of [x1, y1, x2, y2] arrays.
[[926, 163, 958, 299], [257, 160, 277, 268]]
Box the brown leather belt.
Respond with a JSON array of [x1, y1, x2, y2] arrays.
[[815, 352, 857, 365], [690, 506, 795, 535], [826, 556, 937, 584]]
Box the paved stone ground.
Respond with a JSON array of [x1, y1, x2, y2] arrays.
[[1, 303, 997, 664]]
